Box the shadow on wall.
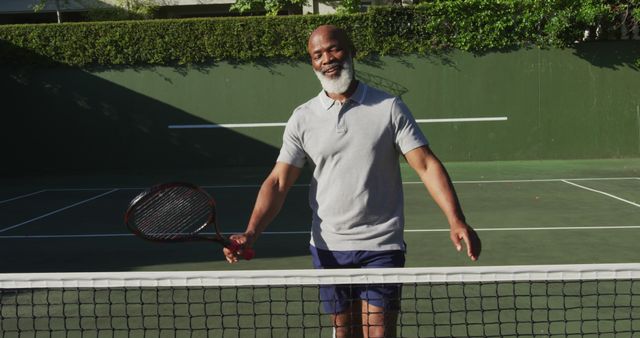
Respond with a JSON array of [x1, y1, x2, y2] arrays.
[[0, 40, 281, 176], [572, 40, 640, 70], [0, 40, 317, 269]]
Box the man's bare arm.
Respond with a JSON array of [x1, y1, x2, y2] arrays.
[[404, 145, 480, 261], [224, 162, 302, 263]]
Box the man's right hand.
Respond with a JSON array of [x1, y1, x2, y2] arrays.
[[223, 232, 254, 264]]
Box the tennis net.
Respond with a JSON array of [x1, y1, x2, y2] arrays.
[[1, 264, 639, 337]]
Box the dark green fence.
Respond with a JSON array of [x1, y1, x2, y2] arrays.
[[2, 42, 639, 174]]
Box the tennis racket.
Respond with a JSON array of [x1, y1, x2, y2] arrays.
[[124, 182, 254, 260]]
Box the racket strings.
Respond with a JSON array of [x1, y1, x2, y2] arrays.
[[136, 190, 209, 239], [136, 192, 184, 234], [146, 187, 211, 236], [135, 191, 185, 234], [143, 188, 206, 234], [161, 190, 211, 237], [132, 186, 213, 240]]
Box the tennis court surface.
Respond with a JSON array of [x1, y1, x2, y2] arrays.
[[1, 158, 639, 337]]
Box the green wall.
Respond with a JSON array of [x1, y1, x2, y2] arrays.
[[3, 42, 639, 174]]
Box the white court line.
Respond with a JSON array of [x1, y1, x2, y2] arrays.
[[401, 226, 640, 232], [45, 184, 293, 190], [0, 189, 119, 234], [562, 180, 640, 208], [250, 226, 640, 233], [415, 117, 508, 123], [2, 225, 640, 239], [0, 233, 135, 239], [203, 184, 275, 189], [202, 183, 310, 189], [0, 190, 47, 205], [167, 117, 508, 129], [40, 177, 640, 192], [169, 122, 286, 129], [43, 187, 141, 192], [406, 177, 640, 184]]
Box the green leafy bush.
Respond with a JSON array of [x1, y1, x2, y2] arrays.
[[0, 0, 636, 67]]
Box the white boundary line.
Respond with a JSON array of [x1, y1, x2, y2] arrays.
[[240, 226, 640, 233], [402, 226, 640, 232], [562, 180, 640, 208], [169, 122, 286, 129], [405, 177, 640, 184], [167, 117, 508, 129], [37, 177, 640, 192], [0, 189, 119, 234], [2, 225, 639, 239], [415, 117, 508, 123], [0, 190, 47, 205], [202, 184, 279, 189], [0, 233, 135, 239], [42, 188, 139, 192], [435, 177, 640, 184]]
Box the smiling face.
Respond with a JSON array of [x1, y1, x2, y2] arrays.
[[307, 26, 355, 94], [308, 26, 352, 78]]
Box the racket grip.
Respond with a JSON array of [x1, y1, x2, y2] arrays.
[[227, 240, 255, 261], [241, 247, 255, 260]]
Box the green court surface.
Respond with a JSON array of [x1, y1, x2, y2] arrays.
[[0, 158, 638, 273]]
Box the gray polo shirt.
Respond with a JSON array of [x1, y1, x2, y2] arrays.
[[277, 82, 428, 251]]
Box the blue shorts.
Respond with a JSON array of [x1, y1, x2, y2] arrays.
[[309, 245, 405, 314]]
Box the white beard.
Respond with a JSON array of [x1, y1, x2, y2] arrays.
[[313, 57, 354, 94]]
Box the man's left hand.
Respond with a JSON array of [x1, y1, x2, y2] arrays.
[[450, 221, 481, 261]]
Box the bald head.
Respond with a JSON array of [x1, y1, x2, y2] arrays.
[[307, 25, 354, 57]]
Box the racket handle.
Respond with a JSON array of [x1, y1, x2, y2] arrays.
[[227, 240, 255, 261], [241, 247, 255, 260]]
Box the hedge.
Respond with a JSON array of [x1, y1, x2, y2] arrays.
[[0, 0, 637, 67]]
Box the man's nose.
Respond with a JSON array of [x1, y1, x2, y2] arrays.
[[321, 51, 335, 65]]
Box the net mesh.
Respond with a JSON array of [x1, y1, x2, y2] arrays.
[[1, 264, 639, 338]]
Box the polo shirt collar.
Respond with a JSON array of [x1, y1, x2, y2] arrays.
[[318, 81, 368, 110]]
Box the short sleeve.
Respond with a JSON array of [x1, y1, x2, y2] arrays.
[[276, 113, 307, 168], [391, 98, 429, 154]]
